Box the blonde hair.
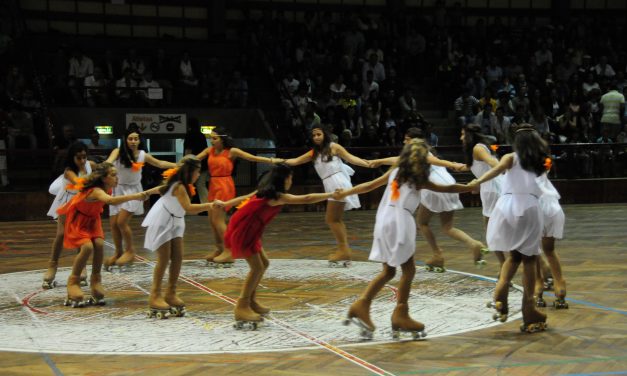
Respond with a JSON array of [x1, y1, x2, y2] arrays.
[[81, 162, 115, 191], [395, 138, 430, 188], [158, 155, 201, 197]]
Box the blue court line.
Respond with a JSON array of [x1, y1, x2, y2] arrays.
[[41, 353, 64, 376]]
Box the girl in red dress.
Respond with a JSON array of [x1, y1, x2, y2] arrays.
[[196, 127, 283, 267], [57, 162, 160, 307], [223, 163, 338, 326]]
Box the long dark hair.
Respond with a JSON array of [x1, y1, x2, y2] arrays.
[[311, 126, 333, 162], [257, 163, 293, 200], [119, 124, 144, 168], [211, 126, 235, 149], [395, 139, 430, 188], [65, 141, 88, 174], [513, 125, 550, 176], [462, 123, 494, 167], [82, 162, 114, 191], [159, 155, 201, 198]]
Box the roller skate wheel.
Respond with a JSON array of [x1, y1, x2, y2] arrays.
[[424, 265, 433, 272], [79, 280, 88, 287], [486, 301, 495, 309], [536, 299, 546, 307], [411, 331, 426, 340], [156, 311, 167, 319], [342, 319, 351, 326], [480, 247, 491, 255], [146, 311, 153, 318], [63, 299, 71, 306], [475, 260, 487, 268], [391, 331, 400, 340], [434, 266, 445, 273], [328, 262, 337, 268]]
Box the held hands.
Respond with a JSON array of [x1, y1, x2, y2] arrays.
[[331, 188, 345, 200], [270, 157, 286, 164], [141, 186, 162, 200], [367, 160, 382, 168], [467, 179, 480, 191], [213, 199, 225, 209], [452, 163, 468, 172]]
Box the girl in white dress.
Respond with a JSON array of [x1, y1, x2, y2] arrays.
[[469, 126, 550, 333], [104, 125, 176, 269], [534, 173, 568, 309], [461, 124, 506, 266], [43, 142, 95, 289], [336, 139, 473, 338], [370, 127, 485, 272], [143, 156, 215, 318], [285, 126, 370, 266]]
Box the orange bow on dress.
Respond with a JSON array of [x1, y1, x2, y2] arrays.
[[65, 177, 86, 191], [391, 180, 400, 202], [490, 144, 499, 152], [236, 197, 251, 209], [544, 157, 552, 171], [188, 184, 196, 197], [131, 162, 145, 172]]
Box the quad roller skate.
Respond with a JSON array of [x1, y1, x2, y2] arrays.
[[552, 279, 569, 309], [520, 308, 547, 333], [103, 252, 121, 272], [42, 261, 58, 289], [486, 301, 496, 309], [250, 291, 270, 316], [87, 273, 106, 306], [79, 266, 89, 287], [343, 298, 375, 340], [64, 275, 86, 308], [535, 295, 547, 308], [113, 250, 135, 271], [543, 276, 554, 291], [207, 252, 234, 268], [424, 255, 445, 273], [165, 293, 186, 317], [390, 303, 427, 340], [233, 303, 263, 331], [204, 247, 223, 263], [147, 296, 171, 319], [328, 250, 351, 268], [472, 245, 489, 268], [491, 301, 508, 322]]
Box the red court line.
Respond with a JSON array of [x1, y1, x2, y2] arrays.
[[22, 290, 49, 315], [133, 254, 396, 376]]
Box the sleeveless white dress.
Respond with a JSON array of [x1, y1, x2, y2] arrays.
[[370, 169, 422, 267], [487, 153, 543, 256], [142, 184, 186, 251], [110, 150, 146, 216], [420, 153, 463, 213], [537, 173, 565, 239], [313, 145, 360, 211], [470, 144, 504, 217], [47, 161, 92, 219]]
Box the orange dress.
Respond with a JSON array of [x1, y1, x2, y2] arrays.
[[57, 188, 107, 249], [207, 147, 236, 210]]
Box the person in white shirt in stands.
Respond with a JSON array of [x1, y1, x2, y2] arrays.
[[138, 70, 161, 107], [179, 51, 198, 87], [594, 56, 616, 78], [68, 49, 94, 104], [83, 67, 109, 107], [116, 68, 138, 105]]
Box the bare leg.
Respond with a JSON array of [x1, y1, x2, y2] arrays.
[[533, 257, 546, 307], [326, 201, 351, 261], [251, 249, 270, 314], [107, 214, 123, 268], [212, 208, 233, 263], [235, 252, 264, 322], [542, 237, 568, 307], [150, 241, 171, 310], [417, 206, 444, 270], [521, 253, 547, 331], [114, 210, 136, 266], [66, 241, 94, 304], [492, 252, 521, 321], [347, 263, 396, 331], [484, 216, 505, 266], [391, 256, 425, 333], [165, 237, 186, 314], [439, 211, 486, 264], [90, 238, 105, 302], [43, 216, 65, 288]]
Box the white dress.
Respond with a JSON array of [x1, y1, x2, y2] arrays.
[[110, 150, 145, 216], [537, 173, 565, 239], [470, 144, 504, 217], [142, 184, 186, 251], [47, 161, 92, 219], [370, 169, 422, 267], [487, 153, 543, 256], [313, 145, 360, 211], [420, 153, 463, 213]]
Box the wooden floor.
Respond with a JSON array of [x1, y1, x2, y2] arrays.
[[0, 204, 626, 376]]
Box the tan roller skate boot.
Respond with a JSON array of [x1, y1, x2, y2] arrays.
[[521, 302, 548, 333], [210, 249, 234, 268], [64, 275, 85, 308], [552, 278, 568, 309], [328, 249, 352, 268], [88, 273, 106, 306], [472, 241, 489, 268], [103, 250, 122, 272], [234, 297, 262, 330], [391, 303, 426, 340], [425, 254, 445, 273], [165, 287, 186, 317], [114, 250, 135, 270], [42, 260, 58, 289], [250, 290, 270, 316], [79, 266, 89, 287], [344, 298, 375, 339], [204, 246, 223, 264], [148, 294, 171, 319]]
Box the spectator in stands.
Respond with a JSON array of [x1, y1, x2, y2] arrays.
[[282, 71, 300, 97], [121, 48, 146, 82], [68, 49, 94, 104], [116, 68, 138, 105], [151, 48, 173, 105], [200, 57, 222, 106], [599, 83, 626, 140], [534, 42, 553, 67], [178, 51, 199, 87], [87, 129, 104, 150], [341, 104, 363, 140], [224, 70, 248, 108], [361, 70, 379, 101], [478, 88, 497, 112], [383, 125, 401, 147], [496, 90, 515, 117], [511, 85, 530, 116], [398, 88, 417, 119], [362, 52, 385, 83], [7, 106, 37, 150], [455, 88, 479, 125], [582, 72, 600, 97], [485, 57, 503, 87], [474, 102, 497, 135], [20, 89, 41, 112], [494, 106, 512, 144], [556, 105, 580, 143], [497, 75, 516, 99], [594, 56, 616, 78], [303, 100, 321, 133], [529, 106, 550, 137], [329, 74, 346, 101], [84, 67, 110, 107], [466, 69, 486, 99], [100, 49, 120, 82], [138, 70, 161, 107]]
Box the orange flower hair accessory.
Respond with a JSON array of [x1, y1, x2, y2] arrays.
[[161, 168, 178, 179], [131, 162, 145, 172], [66, 177, 86, 191], [187, 184, 196, 197], [236, 197, 251, 209], [490, 144, 499, 152], [391, 180, 400, 202], [544, 157, 552, 171]]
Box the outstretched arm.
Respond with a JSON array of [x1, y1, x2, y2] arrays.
[[229, 148, 284, 164], [88, 186, 155, 205], [105, 148, 119, 163], [423, 181, 473, 193], [217, 191, 257, 209], [173, 183, 213, 214], [196, 147, 210, 161], [427, 154, 466, 171], [275, 191, 333, 205], [333, 143, 369, 168], [469, 153, 513, 188], [368, 156, 398, 168], [473, 144, 499, 168], [284, 151, 313, 166], [145, 153, 177, 169], [337, 169, 392, 198]]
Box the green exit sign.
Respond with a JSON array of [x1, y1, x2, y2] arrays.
[[95, 126, 113, 135], [200, 126, 215, 135]]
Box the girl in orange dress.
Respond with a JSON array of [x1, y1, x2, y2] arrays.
[[196, 127, 283, 266], [57, 162, 160, 307]]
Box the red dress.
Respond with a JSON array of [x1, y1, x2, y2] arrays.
[[57, 188, 106, 249], [207, 147, 236, 210], [224, 196, 282, 259]]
